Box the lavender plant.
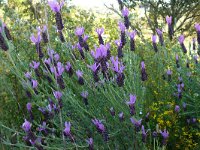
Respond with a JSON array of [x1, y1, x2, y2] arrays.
[[0, 1, 200, 150]]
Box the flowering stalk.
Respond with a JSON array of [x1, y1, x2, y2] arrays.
[[96, 28, 104, 45], [115, 40, 123, 58], [129, 30, 136, 51], [48, 0, 64, 30], [178, 35, 187, 54], [122, 7, 130, 29], [81, 91, 89, 105], [92, 119, 109, 142], [141, 125, 147, 143], [118, 112, 124, 122], [195, 23, 200, 45], [65, 62, 73, 77], [88, 63, 99, 82], [160, 129, 169, 146], [118, 22, 126, 47], [77, 43, 85, 59], [175, 54, 180, 68], [0, 28, 9, 51], [130, 118, 142, 132], [166, 16, 173, 40], [141, 61, 148, 81], [152, 35, 158, 52], [86, 138, 94, 150], [30, 61, 40, 77], [30, 32, 44, 58], [76, 70, 84, 85], [3, 23, 12, 40], [156, 29, 164, 46], [53, 91, 63, 109], [166, 69, 172, 82], [38, 25, 48, 43], [126, 94, 136, 115], [111, 56, 125, 87], [63, 122, 75, 142], [27, 103, 34, 121], [192, 38, 196, 50], [58, 30, 65, 42]]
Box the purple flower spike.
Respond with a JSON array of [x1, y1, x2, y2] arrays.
[[119, 112, 124, 122], [141, 125, 147, 143], [76, 70, 83, 78], [126, 94, 136, 106], [30, 33, 41, 44], [81, 91, 88, 98], [64, 122, 71, 136], [32, 79, 38, 89], [88, 63, 99, 73], [96, 28, 104, 35], [167, 69, 172, 75], [175, 105, 180, 113], [129, 30, 137, 39], [56, 62, 64, 76], [86, 138, 94, 150], [115, 40, 122, 47], [195, 23, 200, 31], [122, 7, 129, 17], [26, 103, 32, 111], [92, 119, 105, 133], [152, 35, 157, 43], [130, 118, 142, 132], [118, 22, 126, 32], [30, 61, 40, 69], [141, 61, 145, 69], [75, 27, 84, 36], [178, 35, 185, 44], [22, 119, 31, 132], [53, 91, 62, 100], [156, 29, 163, 35], [160, 129, 169, 145], [48, 0, 62, 13], [25, 72, 32, 79], [166, 16, 172, 25]]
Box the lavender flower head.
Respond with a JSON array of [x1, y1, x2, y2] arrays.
[[64, 122, 71, 136], [160, 129, 169, 145], [122, 7, 129, 17], [178, 35, 185, 44], [22, 119, 31, 132], [53, 91, 62, 100], [30, 32, 41, 44], [65, 62, 72, 71], [32, 79, 38, 89], [115, 40, 122, 47], [141, 61, 145, 69], [166, 16, 172, 25], [156, 29, 163, 35], [88, 63, 99, 72], [81, 91, 88, 99], [152, 35, 157, 43], [86, 138, 93, 149], [167, 69, 172, 75], [141, 125, 147, 143], [118, 22, 126, 32], [130, 118, 142, 131], [119, 112, 124, 121], [56, 62, 64, 76], [92, 119, 105, 133], [48, 0, 64, 13], [195, 23, 200, 32], [129, 30, 137, 39], [26, 103, 32, 111], [96, 28, 104, 35], [75, 27, 84, 36], [30, 61, 40, 69], [126, 94, 136, 106], [25, 72, 32, 79], [76, 70, 83, 78], [175, 105, 180, 113]]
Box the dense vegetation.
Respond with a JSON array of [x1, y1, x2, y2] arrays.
[[0, 0, 200, 149]]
